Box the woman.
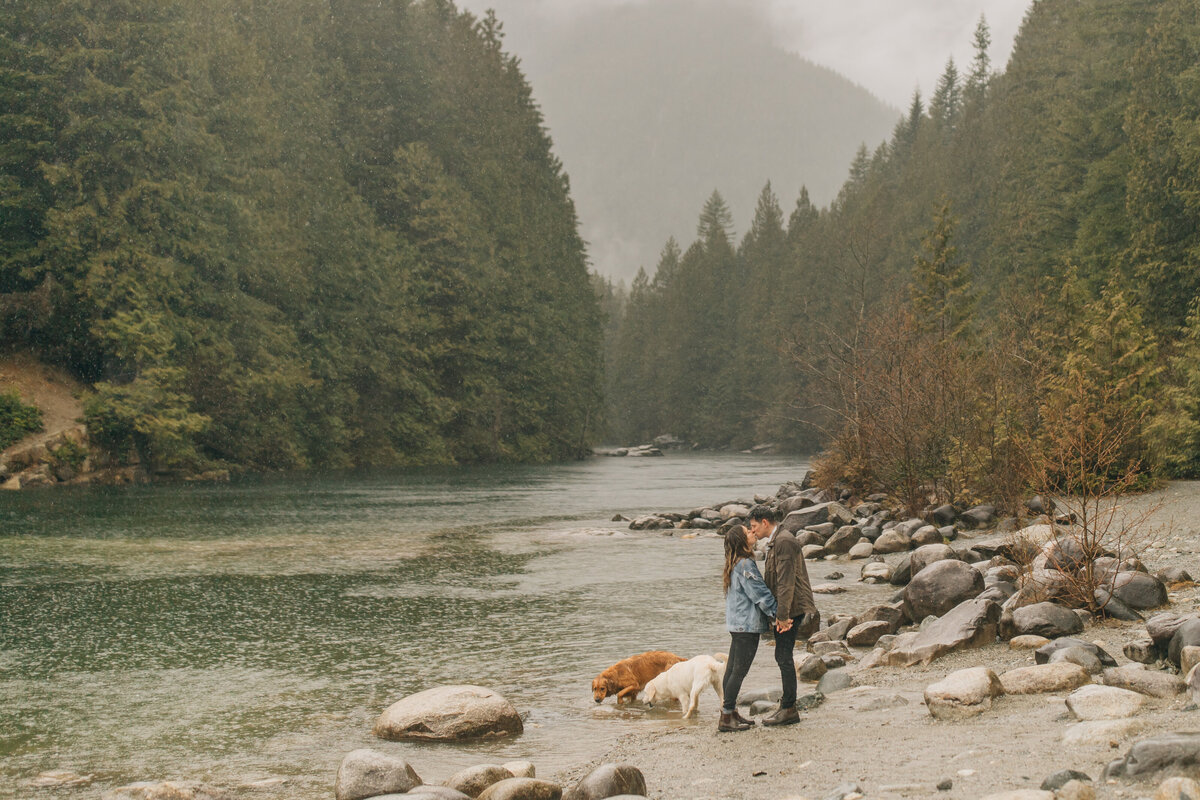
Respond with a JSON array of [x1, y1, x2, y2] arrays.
[[719, 523, 777, 732]]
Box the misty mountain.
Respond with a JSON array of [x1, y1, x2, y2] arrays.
[[481, 0, 900, 280]]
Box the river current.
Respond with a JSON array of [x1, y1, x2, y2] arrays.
[[0, 452, 811, 797]]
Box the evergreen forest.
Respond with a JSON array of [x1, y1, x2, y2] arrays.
[[0, 0, 604, 471], [603, 0, 1200, 508]]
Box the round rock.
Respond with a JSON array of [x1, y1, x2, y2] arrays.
[[1008, 602, 1084, 639], [924, 666, 1004, 720], [902, 559, 984, 620], [335, 749, 422, 800], [910, 544, 957, 578], [373, 686, 523, 741], [444, 766, 515, 798], [1049, 646, 1103, 675], [477, 779, 562, 800], [562, 764, 645, 800]]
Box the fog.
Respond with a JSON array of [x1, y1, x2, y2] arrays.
[[456, 0, 1033, 281]]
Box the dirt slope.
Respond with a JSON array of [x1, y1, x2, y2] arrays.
[[0, 351, 85, 454]]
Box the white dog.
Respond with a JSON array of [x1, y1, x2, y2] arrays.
[[642, 653, 727, 718]]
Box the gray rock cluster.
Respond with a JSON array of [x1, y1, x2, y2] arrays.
[[335, 755, 648, 800]]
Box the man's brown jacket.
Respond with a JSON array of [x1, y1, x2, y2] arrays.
[[763, 528, 818, 628]]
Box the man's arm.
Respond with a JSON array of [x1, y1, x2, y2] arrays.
[[772, 533, 798, 626]]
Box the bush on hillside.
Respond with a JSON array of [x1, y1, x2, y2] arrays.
[[0, 390, 43, 449]]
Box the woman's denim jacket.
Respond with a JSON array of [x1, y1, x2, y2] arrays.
[[726, 556, 778, 633]]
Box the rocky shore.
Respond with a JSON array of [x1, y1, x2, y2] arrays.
[[572, 478, 1200, 799]]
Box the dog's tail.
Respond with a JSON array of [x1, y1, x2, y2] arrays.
[[713, 652, 728, 664]]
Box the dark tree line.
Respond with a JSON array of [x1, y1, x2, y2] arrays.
[[0, 0, 603, 470], [605, 0, 1200, 495]]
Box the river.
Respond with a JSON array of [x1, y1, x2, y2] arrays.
[[0, 452, 811, 798]]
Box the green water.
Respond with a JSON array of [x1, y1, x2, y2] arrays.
[[0, 454, 811, 797]]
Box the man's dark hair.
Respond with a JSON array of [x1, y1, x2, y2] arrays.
[[748, 504, 776, 523]]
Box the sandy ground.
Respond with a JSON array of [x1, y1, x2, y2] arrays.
[[0, 350, 84, 452], [555, 483, 1200, 800]]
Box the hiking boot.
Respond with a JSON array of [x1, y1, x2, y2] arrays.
[[732, 709, 756, 726], [760, 705, 800, 726], [717, 711, 752, 732]]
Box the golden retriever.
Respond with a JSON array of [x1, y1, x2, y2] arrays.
[[591, 650, 686, 704]]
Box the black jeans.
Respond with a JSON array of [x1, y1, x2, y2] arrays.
[[721, 631, 760, 713], [773, 618, 800, 708]]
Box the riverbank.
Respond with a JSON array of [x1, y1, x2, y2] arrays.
[[555, 482, 1200, 800]]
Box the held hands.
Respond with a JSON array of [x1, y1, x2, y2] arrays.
[[776, 612, 815, 633]]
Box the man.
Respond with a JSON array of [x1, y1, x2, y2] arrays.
[[748, 503, 819, 726]]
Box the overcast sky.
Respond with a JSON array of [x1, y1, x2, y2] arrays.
[[463, 0, 1035, 108]]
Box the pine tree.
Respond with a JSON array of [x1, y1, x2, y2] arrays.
[[912, 203, 974, 342]]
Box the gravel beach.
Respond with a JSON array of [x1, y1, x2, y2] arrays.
[[556, 482, 1200, 800]]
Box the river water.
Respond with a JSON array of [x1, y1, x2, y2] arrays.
[[0, 452, 811, 797]]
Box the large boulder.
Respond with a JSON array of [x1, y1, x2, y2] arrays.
[[824, 525, 862, 555], [780, 502, 853, 532], [909, 544, 957, 578], [1105, 733, 1200, 779], [959, 504, 995, 528], [1109, 571, 1168, 610], [335, 750, 422, 800], [930, 504, 957, 526], [902, 559, 984, 620], [373, 686, 523, 741], [882, 598, 1000, 667], [910, 525, 944, 547], [1039, 536, 1090, 574], [1148, 613, 1196, 650], [860, 603, 905, 635], [846, 621, 891, 648], [1005, 569, 1073, 610], [998, 663, 1091, 695], [1003, 602, 1084, 640], [873, 530, 911, 554], [1168, 618, 1200, 668], [562, 764, 646, 800], [924, 666, 1004, 720]]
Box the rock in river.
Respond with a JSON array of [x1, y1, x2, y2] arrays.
[[336, 750, 422, 800], [373, 686, 523, 741]]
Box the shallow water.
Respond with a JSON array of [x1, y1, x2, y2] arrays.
[[0, 453, 812, 797]]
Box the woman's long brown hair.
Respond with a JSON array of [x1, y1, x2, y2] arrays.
[[723, 524, 754, 594]]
